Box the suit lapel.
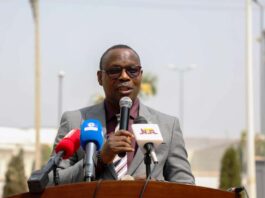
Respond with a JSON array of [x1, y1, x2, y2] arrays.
[[84, 102, 106, 136], [84, 102, 117, 179], [127, 102, 156, 176]]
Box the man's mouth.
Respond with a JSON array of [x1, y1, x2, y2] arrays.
[[118, 86, 133, 95], [117, 82, 133, 95]]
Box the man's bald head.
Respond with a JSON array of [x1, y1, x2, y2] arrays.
[[99, 44, 141, 70]]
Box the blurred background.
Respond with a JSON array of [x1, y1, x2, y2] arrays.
[[0, 0, 264, 197]]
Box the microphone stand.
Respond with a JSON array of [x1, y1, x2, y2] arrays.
[[144, 144, 152, 178], [84, 143, 97, 182], [28, 151, 64, 193]]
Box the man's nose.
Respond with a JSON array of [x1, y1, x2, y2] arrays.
[[119, 68, 130, 80]]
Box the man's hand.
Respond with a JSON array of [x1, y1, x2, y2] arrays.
[[100, 130, 134, 164]]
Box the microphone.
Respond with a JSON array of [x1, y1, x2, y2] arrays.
[[28, 129, 80, 193], [118, 96, 132, 157], [55, 129, 81, 159], [80, 119, 104, 182], [132, 116, 163, 164]]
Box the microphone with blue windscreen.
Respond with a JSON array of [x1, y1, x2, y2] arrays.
[[80, 119, 104, 182]]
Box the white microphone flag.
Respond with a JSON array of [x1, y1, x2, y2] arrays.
[[132, 124, 163, 151]]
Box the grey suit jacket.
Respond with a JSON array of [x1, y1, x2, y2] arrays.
[[49, 101, 195, 184]]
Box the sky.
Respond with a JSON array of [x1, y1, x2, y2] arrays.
[[0, 0, 263, 139]]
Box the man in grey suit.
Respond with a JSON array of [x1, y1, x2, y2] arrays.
[[50, 44, 194, 184]]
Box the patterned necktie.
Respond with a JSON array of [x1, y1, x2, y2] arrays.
[[113, 114, 128, 179]]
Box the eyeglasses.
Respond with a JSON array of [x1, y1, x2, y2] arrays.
[[101, 65, 142, 79]]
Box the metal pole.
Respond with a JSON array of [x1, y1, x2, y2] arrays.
[[253, 0, 265, 135], [30, 0, 41, 170], [245, 0, 257, 197], [168, 64, 196, 130], [58, 70, 65, 123], [262, 30, 265, 134], [258, 2, 265, 135], [179, 71, 184, 128]]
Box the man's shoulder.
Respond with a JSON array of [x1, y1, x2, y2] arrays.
[[62, 103, 103, 119], [79, 102, 104, 113], [140, 103, 177, 123]]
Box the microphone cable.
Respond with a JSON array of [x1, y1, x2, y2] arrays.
[[53, 167, 59, 185], [139, 162, 158, 198], [92, 179, 103, 198]]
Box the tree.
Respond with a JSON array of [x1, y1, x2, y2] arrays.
[[31, 144, 53, 171], [41, 144, 52, 167], [3, 149, 27, 197], [219, 147, 241, 190], [239, 131, 265, 173], [139, 72, 158, 98], [254, 134, 265, 157]]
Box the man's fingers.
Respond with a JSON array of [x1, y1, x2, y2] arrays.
[[115, 130, 134, 138], [108, 133, 133, 144], [107, 138, 134, 153], [113, 146, 134, 153], [102, 131, 135, 158], [108, 140, 133, 150]]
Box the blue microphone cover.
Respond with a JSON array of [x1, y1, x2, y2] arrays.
[[80, 119, 104, 150]]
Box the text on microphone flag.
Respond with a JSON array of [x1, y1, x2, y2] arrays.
[[132, 123, 163, 148], [140, 128, 158, 135]]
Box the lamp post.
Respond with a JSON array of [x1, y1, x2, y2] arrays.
[[168, 64, 197, 129], [253, 0, 265, 135], [29, 0, 41, 170], [58, 70, 65, 123], [245, 0, 257, 197]]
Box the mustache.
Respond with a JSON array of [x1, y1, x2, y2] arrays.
[[117, 82, 133, 88]]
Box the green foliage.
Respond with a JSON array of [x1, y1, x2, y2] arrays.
[[31, 144, 52, 170], [255, 135, 265, 157], [41, 144, 52, 167], [140, 72, 158, 98], [239, 130, 265, 157], [219, 147, 241, 190], [3, 149, 27, 197], [90, 94, 105, 105]]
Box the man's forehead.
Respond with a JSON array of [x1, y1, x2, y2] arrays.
[[102, 48, 140, 66]]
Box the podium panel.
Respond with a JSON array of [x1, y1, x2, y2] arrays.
[[9, 180, 240, 198]]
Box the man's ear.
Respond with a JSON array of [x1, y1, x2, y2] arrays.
[[97, 71, 103, 86]]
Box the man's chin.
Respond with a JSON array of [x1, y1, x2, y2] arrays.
[[118, 94, 136, 102]]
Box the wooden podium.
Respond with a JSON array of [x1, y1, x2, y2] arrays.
[[9, 181, 240, 198]]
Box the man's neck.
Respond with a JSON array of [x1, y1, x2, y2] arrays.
[[104, 99, 120, 114], [104, 97, 138, 114]]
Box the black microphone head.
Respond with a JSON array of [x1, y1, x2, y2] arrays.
[[117, 97, 132, 158], [134, 116, 148, 124], [119, 97, 132, 108]]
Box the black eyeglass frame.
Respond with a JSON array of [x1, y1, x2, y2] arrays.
[[100, 65, 142, 79]]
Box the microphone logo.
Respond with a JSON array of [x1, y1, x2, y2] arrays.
[[140, 128, 158, 135], [84, 122, 98, 131]]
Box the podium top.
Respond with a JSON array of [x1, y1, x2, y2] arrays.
[[9, 180, 240, 198]]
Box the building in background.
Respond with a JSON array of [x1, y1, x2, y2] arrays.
[[185, 138, 240, 188], [0, 127, 57, 197]]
